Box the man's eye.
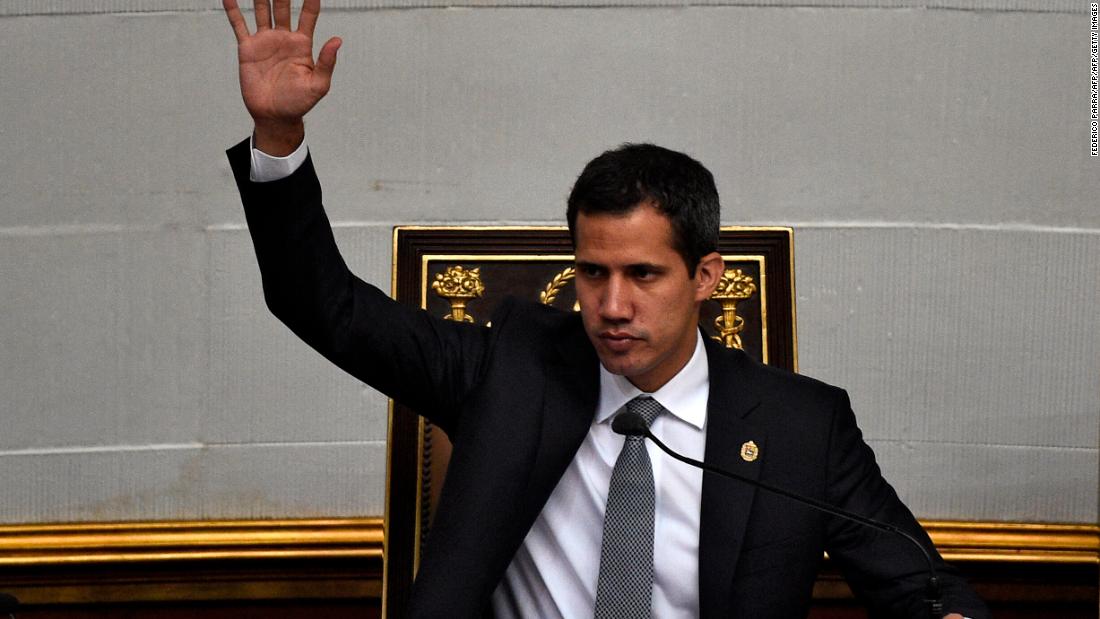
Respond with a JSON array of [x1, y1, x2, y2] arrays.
[[633, 267, 654, 280], [579, 265, 603, 277]]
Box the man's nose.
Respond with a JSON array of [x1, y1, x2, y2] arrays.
[[599, 276, 632, 322]]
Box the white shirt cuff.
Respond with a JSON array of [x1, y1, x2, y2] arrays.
[[249, 133, 309, 182]]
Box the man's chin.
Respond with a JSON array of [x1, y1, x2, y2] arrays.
[[596, 354, 639, 378]]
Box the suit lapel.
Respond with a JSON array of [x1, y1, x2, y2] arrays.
[[451, 317, 597, 604], [698, 338, 767, 619], [524, 318, 600, 516]]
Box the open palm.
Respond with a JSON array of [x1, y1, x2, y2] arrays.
[[224, 0, 341, 124]]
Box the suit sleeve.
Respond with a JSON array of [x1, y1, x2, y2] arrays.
[[822, 390, 989, 618], [225, 138, 492, 434]]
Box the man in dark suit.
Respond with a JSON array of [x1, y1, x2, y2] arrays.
[[223, 1, 987, 616]]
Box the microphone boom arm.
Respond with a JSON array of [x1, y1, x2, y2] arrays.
[[636, 424, 945, 618]]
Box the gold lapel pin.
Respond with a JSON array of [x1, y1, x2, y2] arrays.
[[740, 440, 759, 462]]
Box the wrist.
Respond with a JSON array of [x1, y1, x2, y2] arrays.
[[252, 118, 305, 157]]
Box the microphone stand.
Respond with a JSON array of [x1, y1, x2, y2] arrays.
[[613, 413, 944, 619]]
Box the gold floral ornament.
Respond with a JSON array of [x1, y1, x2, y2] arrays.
[[431, 265, 485, 323], [709, 268, 757, 350], [539, 267, 581, 312]]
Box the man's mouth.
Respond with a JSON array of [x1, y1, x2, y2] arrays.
[[598, 331, 640, 352]]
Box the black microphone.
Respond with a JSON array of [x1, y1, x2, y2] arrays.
[[611, 410, 651, 437], [612, 410, 945, 619]]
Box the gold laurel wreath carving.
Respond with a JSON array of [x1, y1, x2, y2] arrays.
[[539, 267, 576, 306]]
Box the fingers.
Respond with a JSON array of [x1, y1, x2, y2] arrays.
[[314, 36, 342, 86], [254, 0, 272, 31], [297, 0, 320, 38], [273, 0, 291, 30], [222, 0, 250, 43], [224, 0, 326, 44]]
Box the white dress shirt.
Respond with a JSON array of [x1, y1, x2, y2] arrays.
[[249, 135, 309, 182], [492, 333, 709, 619]]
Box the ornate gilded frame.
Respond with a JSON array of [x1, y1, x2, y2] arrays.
[[382, 225, 788, 616]]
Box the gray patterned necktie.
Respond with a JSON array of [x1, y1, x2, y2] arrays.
[[594, 396, 664, 619]]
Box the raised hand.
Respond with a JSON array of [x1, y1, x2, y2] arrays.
[[223, 0, 342, 155]]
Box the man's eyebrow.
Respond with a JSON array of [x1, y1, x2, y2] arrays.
[[627, 262, 666, 271], [573, 260, 667, 272]]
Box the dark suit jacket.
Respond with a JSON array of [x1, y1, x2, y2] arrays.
[[227, 139, 987, 618]]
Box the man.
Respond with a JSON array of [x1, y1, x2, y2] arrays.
[[222, 1, 987, 616]]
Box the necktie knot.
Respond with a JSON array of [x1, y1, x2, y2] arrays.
[[625, 396, 663, 429]]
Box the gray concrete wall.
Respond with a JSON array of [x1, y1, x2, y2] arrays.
[[0, 1, 1095, 524]]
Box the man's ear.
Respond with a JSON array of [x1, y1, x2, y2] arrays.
[[693, 251, 725, 302]]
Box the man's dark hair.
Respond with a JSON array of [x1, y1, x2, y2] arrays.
[[566, 143, 720, 276]]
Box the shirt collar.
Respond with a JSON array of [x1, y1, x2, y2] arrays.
[[595, 331, 709, 430]]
